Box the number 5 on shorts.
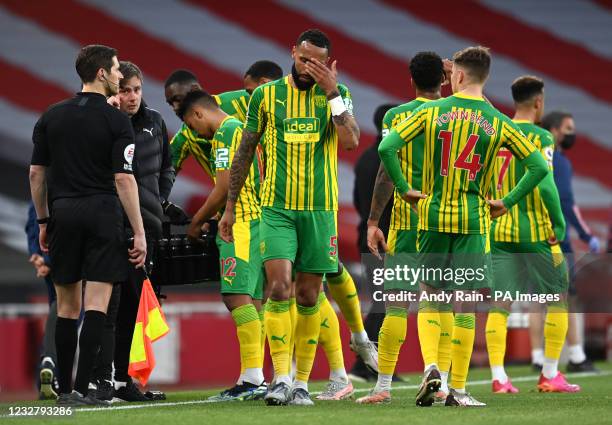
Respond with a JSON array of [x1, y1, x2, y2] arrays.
[[329, 236, 338, 257]]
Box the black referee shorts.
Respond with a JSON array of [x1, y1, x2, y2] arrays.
[[48, 194, 129, 284]]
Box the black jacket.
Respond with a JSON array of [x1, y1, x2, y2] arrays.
[[354, 142, 392, 254], [129, 100, 175, 238]]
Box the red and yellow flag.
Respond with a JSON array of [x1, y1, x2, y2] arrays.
[[128, 278, 170, 386]]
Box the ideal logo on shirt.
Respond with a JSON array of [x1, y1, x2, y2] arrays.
[[283, 117, 320, 143]]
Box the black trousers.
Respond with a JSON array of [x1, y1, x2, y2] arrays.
[[93, 267, 144, 383]]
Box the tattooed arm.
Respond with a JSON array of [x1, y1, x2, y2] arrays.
[[227, 129, 261, 204], [329, 89, 360, 151], [368, 163, 395, 227], [365, 163, 394, 258], [218, 129, 261, 242]]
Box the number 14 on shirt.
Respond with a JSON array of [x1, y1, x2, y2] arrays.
[[438, 130, 483, 181]]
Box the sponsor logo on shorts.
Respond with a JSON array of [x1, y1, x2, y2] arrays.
[[307, 339, 318, 345]]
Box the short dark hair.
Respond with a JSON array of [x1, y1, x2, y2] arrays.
[[296, 29, 331, 53], [511, 76, 544, 103], [164, 69, 198, 88], [374, 103, 397, 134], [541, 111, 573, 131], [75, 44, 117, 84], [245, 60, 283, 81], [119, 61, 143, 88], [409, 51, 444, 92], [453, 46, 491, 83], [177, 90, 218, 120]]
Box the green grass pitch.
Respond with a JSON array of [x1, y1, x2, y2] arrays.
[[1, 363, 610, 425]]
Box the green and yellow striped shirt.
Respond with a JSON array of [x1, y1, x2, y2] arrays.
[[392, 93, 537, 234], [491, 121, 555, 242], [212, 116, 262, 222], [170, 89, 250, 177], [382, 98, 431, 230], [245, 76, 352, 211]]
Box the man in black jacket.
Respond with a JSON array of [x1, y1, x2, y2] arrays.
[[92, 61, 185, 401], [349, 104, 396, 382]]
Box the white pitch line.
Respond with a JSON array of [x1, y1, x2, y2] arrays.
[[9, 369, 601, 415]]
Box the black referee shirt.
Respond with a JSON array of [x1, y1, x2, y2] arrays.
[[31, 92, 135, 203]]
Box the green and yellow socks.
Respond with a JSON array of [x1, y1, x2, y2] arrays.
[[327, 268, 369, 344], [450, 313, 476, 391], [231, 304, 264, 385], [318, 292, 348, 383], [417, 301, 441, 369], [438, 303, 454, 392], [486, 307, 509, 383], [543, 303, 569, 379], [376, 306, 408, 392], [264, 300, 292, 385], [294, 302, 321, 391]]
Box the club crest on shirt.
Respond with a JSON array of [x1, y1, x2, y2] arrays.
[[314, 95, 327, 108]]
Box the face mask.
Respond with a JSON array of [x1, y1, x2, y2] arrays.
[[291, 63, 315, 91], [560, 133, 576, 150]]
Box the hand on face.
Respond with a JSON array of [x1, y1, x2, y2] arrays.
[[304, 58, 338, 96]]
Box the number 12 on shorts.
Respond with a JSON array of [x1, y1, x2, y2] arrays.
[[220, 257, 237, 279]]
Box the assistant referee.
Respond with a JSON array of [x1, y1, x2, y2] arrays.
[[29, 44, 146, 407]]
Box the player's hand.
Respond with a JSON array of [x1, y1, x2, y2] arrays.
[[219, 209, 236, 243], [367, 225, 388, 260], [588, 236, 601, 253], [401, 190, 427, 205], [38, 224, 49, 254], [107, 95, 120, 109], [200, 221, 211, 233], [37, 264, 50, 278], [29, 254, 44, 268], [488, 199, 508, 218], [162, 201, 190, 225], [442, 59, 453, 86], [129, 233, 147, 269], [187, 221, 204, 245], [305, 58, 338, 97]]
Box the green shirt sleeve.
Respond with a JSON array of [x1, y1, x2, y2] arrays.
[[212, 126, 234, 172], [502, 151, 548, 210], [378, 107, 427, 195], [540, 129, 555, 172], [338, 84, 353, 115], [538, 172, 566, 241], [381, 109, 394, 138], [245, 85, 266, 133], [169, 124, 190, 172], [378, 129, 411, 195]]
